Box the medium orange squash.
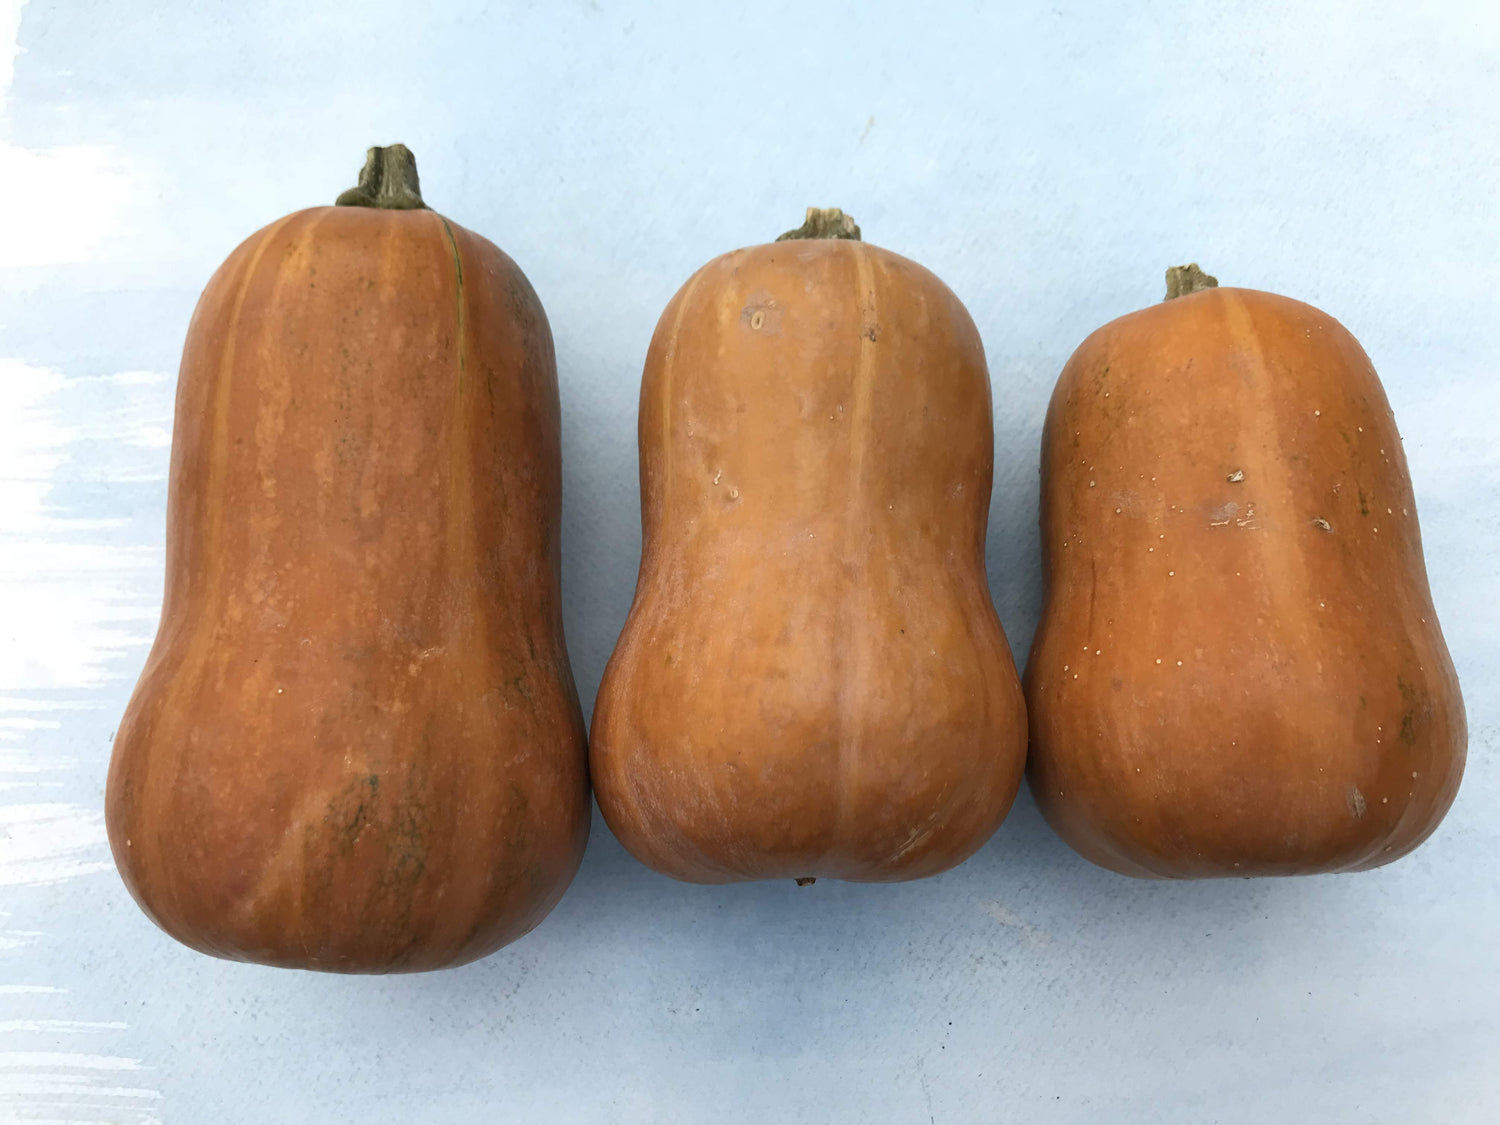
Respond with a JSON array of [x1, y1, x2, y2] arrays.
[[1025, 265, 1466, 878], [105, 146, 590, 970], [590, 209, 1028, 884]]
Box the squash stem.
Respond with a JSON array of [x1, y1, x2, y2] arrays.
[[336, 144, 427, 210], [1164, 263, 1217, 300], [777, 208, 861, 242]]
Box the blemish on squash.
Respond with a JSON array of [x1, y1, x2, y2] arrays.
[[1312, 517, 1333, 532], [1346, 785, 1367, 819], [741, 295, 783, 334], [326, 773, 382, 855], [1226, 470, 1244, 483], [1393, 676, 1421, 746]]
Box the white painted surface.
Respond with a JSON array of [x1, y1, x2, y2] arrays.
[[1, 1, 1496, 1121]]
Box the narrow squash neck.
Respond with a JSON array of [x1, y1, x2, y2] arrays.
[[336, 144, 427, 210], [777, 207, 861, 242]]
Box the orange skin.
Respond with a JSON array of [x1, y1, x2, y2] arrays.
[[591, 238, 1028, 884], [105, 206, 590, 970], [1025, 286, 1465, 878]]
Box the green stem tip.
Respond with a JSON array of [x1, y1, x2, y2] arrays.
[[336, 144, 427, 211]]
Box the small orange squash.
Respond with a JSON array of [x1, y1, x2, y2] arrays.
[[1025, 265, 1465, 878], [591, 209, 1028, 884], [105, 146, 590, 970]]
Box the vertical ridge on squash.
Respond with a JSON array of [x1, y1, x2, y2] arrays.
[[589, 213, 1027, 885], [1024, 269, 1465, 879], [105, 146, 590, 971]]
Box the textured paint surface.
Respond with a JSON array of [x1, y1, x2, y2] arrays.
[[1, 1, 1496, 1122]]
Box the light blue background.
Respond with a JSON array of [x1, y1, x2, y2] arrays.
[[1, 2, 1496, 1121]]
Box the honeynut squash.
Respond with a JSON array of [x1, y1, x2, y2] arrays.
[[106, 146, 590, 971], [591, 209, 1029, 885], [1024, 265, 1465, 879]]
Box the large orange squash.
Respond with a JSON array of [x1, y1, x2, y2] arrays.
[[105, 146, 590, 970], [1025, 265, 1466, 878], [591, 209, 1028, 884]]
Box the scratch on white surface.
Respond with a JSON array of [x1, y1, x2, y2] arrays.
[[0, 1021, 130, 1034], [0, 931, 42, 953], [0, 348, 171, 1117], [0, 804, 112, 887], [0, 700, 103, 713], [981, 902, 1054, 948], [0, 718, 61, 732], [0, 362, 169, 694], [0, 0, 22, 98], [0, 1053, 162, 1125], [0, 749, 66, 773], [0, 357, 170, 891], [0, 144, 135, 270], [1, 1, 135, 273], [0, 983, 161, 1124], [0, 1053, 147, 1072], [0, 944, 160, 1123]]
